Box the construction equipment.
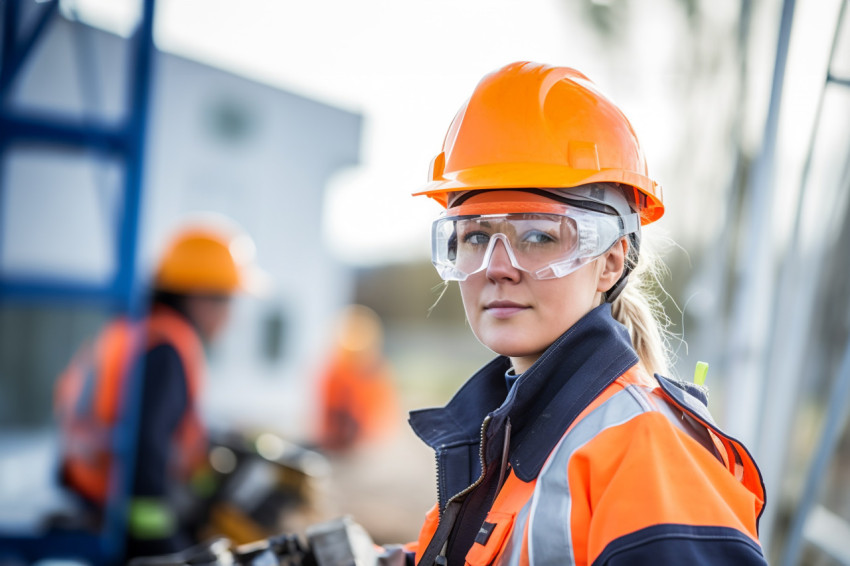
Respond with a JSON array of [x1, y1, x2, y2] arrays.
[[197, 429, 331, 546], [128, 516, 377, 566], [26, 428, 330, 564]]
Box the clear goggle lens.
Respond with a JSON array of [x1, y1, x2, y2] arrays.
[[431, 208, 639, 281]]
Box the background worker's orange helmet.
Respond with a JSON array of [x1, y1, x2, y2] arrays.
[[335, 304, 384, 358], [413, 61, 664, 225], [153, 221, 263, 296]]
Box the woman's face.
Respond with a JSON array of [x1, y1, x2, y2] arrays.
[[458, 205, 626, 374]]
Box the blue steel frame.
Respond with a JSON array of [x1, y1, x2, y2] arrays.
[[0, 1, 157, 564]]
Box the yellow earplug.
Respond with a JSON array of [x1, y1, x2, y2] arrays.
[[694, 361, 709, 386]]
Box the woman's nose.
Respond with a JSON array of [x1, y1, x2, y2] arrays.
[[485, 237, 522, 282]]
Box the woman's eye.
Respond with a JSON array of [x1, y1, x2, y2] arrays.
[[521, 230, 556, 244], [462, 231, 490, 246]]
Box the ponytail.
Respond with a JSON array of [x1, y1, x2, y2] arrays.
[[610, 236, 673, 377]]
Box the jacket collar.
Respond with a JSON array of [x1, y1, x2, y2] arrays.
[[408, 303, 638, 481]]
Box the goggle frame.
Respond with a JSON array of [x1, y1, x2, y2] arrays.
[[431, 205, 639, 282]]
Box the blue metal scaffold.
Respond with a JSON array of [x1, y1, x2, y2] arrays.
[[0, 0, 157, 564]]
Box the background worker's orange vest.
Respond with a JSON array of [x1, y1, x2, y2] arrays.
[[55, 306, 208, 505], [317, 351, 398, 451]]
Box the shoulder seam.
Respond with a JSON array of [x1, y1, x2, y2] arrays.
[[623, 384, 655, 413]]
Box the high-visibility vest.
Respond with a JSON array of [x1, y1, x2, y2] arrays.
[[55, 306, 208, 505], [411, 366, 766, 565], [317, 351, 398, 450]]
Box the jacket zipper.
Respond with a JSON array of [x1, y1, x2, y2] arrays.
[[437, 415, 491, 516], [427, 414, 492, 565], [435, 416, 514, 564], [496, 417, 511, 490]]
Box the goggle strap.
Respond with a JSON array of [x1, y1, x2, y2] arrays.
[[605, 231, 642, 303], [619, 212, 641, 235], [605, 274, 630, 303], [449, 188, 623, 216], [544, 193, 618, 216]]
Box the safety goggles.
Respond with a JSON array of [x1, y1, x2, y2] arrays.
[[431, 202, 639, 281]]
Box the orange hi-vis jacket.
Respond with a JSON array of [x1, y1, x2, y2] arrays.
[[55, 306, 208, 505], [407, 304, 766, 565]]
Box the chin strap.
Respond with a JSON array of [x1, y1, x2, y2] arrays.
[[604, 230, 641, 303]]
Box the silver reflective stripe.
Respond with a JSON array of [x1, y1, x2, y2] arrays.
[[503, 383, 716, 565], [526, 387, 647, 566]]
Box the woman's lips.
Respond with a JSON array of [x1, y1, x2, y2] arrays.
[[485, 301, 528, 319]]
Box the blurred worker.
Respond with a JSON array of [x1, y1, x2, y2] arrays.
[[315, 304, 399, 452], [54, 217, 262, 559]]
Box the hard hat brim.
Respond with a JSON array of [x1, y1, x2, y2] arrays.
[[413, 163, 663, 225]]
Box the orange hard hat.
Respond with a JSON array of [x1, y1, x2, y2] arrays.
[[153, 222, 262, 296], [413, 61, 664, 225]]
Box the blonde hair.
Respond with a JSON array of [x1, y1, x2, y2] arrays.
[[610, 235, 673, 377]]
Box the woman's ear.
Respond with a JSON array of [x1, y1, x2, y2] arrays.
[[597, 238, 628, 294]]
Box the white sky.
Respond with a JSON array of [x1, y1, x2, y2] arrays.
[[64, 0, 648, 265]]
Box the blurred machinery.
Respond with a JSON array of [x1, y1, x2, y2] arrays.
[[43, 428, 331, 548], [126, 516, 380, 566], [198, 430, 331, 546], [6, 426, 330, 565]]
